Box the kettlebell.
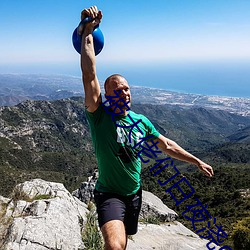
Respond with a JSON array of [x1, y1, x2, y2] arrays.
[[72, 17, 104, 55]]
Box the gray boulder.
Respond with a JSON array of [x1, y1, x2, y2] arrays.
[[72, 169, 98, 204], [0, 179, 89, 250], [0, 178, 219, 250], [140, 190, 177, 222], [127, 222, 220, 250]]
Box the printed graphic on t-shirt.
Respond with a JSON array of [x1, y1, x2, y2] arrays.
[[116, 119, 145, 163]]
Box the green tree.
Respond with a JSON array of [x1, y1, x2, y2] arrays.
[[232, 216, 250, 250]]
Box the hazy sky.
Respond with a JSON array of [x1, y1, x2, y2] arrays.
[[0, 0, 250, 97], [1, 1, 250, 64]]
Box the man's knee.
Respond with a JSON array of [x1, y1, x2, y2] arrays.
[[101, 220, 127, 250], [104, 239, 126, 250]]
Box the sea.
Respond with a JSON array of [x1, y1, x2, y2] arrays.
[[97, 61, 250, 99], [1, 60, 250, 99]]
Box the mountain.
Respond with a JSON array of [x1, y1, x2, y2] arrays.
[[203, 126, 250, 164], [0, 96, 249, 249], [0, 97, 96, 196], [0, 97, 250, 197], [201, 126, 250, 164], [0, 74, 83, 106], [132, 104, 250, 150], [228, 125, 250, 143]]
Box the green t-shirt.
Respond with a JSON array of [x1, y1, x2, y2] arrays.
[[85, 105, 160, 196]]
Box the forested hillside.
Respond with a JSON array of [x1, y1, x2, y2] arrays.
[[0, 97, 249, 248], [0, 97, 250, 194]]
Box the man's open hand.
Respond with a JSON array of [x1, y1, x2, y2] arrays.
[[198, 162, 214, 177]]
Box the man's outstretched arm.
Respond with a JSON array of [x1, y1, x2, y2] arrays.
[[154, 134, 214, 177], [80, 6, 102, 113]]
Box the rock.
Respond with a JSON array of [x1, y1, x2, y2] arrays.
[[238, 188, 250, 198], [72, 169, 98, 204], [0, 178, 219, 250], [127, 222, 220, 250], [0, 196, 12, 247], [0, 179, 89, 250], [140, 190, 178, 222]]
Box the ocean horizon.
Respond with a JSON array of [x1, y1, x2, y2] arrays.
[[1, 60, 249, 99], [99, 61, 250, 99]]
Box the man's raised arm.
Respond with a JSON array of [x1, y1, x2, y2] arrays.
[[80, 6, 102, 113]]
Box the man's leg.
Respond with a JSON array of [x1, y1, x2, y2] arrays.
[[101, 220, 127, 250], [94, 190, 128, 249], [124, 187, 142, 235]]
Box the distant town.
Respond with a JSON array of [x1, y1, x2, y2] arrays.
[[0, 74, 249, 116], [129, 86, 250, 117]]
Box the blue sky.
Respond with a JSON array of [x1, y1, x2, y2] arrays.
[[0, 0, 250, 97]]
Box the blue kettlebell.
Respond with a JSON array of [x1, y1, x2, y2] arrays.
[[72, 17, 104, 55]]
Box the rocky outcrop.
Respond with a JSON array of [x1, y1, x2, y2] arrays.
[[140, 190, 177, 222], [72, 169, 98, 204], [0, 179, 217, 250], [0, 179, 89, 250], [239, 188, 250, 198], [127, 222, 220, 250]]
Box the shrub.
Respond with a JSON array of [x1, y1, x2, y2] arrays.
[[82, 202, 104, 250], [232, 217, 250, 250]]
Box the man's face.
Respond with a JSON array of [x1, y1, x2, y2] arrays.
[[105, 76, 131, 114]]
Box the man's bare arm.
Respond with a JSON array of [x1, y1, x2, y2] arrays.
[[80, 6, 102, 112], [154, 134, 214, 177]]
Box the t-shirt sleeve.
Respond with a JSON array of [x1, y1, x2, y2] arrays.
[[142, 115, 160, 140], [85, 104, 104, 127]]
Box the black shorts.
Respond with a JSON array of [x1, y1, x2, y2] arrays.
[[93, 187, 142, 235]]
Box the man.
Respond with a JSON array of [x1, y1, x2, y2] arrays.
[[80, 6, 214, 250]]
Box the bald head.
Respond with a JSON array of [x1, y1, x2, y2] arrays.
[[104, 74, 131, 112], [104, 74, 128, 93]]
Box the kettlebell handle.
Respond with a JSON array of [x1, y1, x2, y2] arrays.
[[77, 17, 99, 35]]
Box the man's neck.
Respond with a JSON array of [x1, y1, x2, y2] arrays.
[[113, 109, 129, 116]]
